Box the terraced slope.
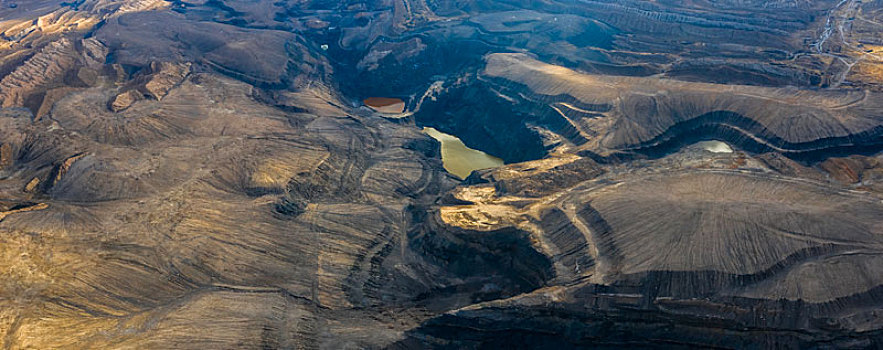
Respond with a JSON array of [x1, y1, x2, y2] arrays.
[[481, 53, 883, 160]]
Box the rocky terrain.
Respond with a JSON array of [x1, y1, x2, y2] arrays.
[[0, 0, 881, 348]]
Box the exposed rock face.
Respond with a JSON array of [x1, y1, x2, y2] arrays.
[[0, 202, 48, 221], [0, 39, 78, 108], [143, 62, 190, 100], [0, 0, 880, 349], [109, 89, 142, 112]]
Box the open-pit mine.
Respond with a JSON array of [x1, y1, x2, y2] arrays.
[[0, 0, 882, 348]]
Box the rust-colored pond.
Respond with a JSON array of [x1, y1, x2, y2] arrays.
[[363, 97, 405, 114]]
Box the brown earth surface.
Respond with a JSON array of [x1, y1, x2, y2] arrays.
[[0, 0, 880, 348]]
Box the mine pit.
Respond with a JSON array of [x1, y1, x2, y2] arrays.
[[3, 0, 883, 347]]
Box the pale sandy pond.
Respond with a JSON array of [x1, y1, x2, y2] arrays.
[[695, 140, 733, 153], [423, 127, 504, 179]]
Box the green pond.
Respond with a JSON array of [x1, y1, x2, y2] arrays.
[[423, 127, 504, 179]]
